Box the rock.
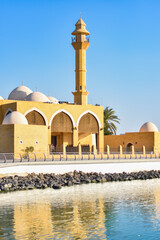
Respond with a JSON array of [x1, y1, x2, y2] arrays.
[[74, 182, 81, 185], [84, 179, 91, 184], [1, 170, 160, 193], [26, 185, 34, 190], [67, 181, 73, 186], [53, 184, 62, 189], [91, 179, 97, 183], [100, 177, 106, 183], [96, 177, 101, 183]]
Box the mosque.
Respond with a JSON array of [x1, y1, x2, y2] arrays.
[[0, 18, 159, 157], [0, 18, 104, 156]]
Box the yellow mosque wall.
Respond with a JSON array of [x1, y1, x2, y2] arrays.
[[104, 132, 157, 152], [78, 133, 92, 146], [154, 132, 160, 153], [0, 124, 49, 154], [0, 125, 14, 153], [14, 125, 49, 154]]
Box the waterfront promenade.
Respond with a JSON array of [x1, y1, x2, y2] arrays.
[[0, 158, 160, 176]]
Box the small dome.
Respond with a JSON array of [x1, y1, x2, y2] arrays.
[[0, 96, 3, 100], [48, 96, 59, 104], [2, 111, 28, 125], [25, 92, 50, 102], [139, 122, 158, 132], [8, 86, 32, 100]]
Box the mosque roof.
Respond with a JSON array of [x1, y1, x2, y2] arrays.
[[48, 96, 59, 104], [26, 92, 50, 102], [7, 86, 59, 103], [2, 111, 28, 125], [8, 86, 32, 101], [139, 122, 158, 132], [0, 96, 3, 100]]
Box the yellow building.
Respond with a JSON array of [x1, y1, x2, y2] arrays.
[[104, 122, 160, 154], [0, 18, 104, 156]]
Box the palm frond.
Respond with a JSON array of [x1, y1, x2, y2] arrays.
[[104, 106, 120, 135]]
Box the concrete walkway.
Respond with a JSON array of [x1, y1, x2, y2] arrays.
[[0, 158, 160, 176]]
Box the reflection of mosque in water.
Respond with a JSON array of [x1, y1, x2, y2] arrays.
[[13, 196, 108, 239], [1, 183, 160, 239]]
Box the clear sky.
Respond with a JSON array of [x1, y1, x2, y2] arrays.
[[0, 0, 160, 134]]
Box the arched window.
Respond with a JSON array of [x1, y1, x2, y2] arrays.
[[126, 143, 133, 152], [26, 110, 45, 125], [51, 112, 73, 132], [78, 113, 99, 133]]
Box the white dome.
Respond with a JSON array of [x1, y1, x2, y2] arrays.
[[2, 111, 28, 125], [26, 92, 50, 102], [139, 122, 158, 132], [48, 96, 59, 104], [8, 86, 32, 100], [0, 96, 3, 100]]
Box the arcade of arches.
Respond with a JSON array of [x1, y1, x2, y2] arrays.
[[50, 112, 100, 152], [0, 99, 104, 154]]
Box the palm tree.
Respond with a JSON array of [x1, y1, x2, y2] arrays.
[[104, 106, 120, 135]]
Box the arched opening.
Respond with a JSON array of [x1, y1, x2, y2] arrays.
[[6, 111, 12, 116], [126, 143, 133, 153], [51, 112, 73, 152], [78, 113, 99, 153], [26, 110, 45, 125], [4, 108, 13, 117]]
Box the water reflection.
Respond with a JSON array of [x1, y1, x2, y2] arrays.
[[13, 194, 107, 239], [14, 203, 53, 240], [0, 180, 160, 239]]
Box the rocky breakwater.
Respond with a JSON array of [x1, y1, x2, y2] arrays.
[[1, 170, 160, 193]]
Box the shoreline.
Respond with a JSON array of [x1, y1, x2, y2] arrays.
[[1, 169, 160, 193]]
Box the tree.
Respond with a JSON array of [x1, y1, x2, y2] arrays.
[[104, 106, 120, 135]]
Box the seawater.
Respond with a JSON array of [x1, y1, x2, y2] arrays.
[[0, 179, 160, 240]]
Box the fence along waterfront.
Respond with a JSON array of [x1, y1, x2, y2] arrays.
[[0, 151, 160, 163]]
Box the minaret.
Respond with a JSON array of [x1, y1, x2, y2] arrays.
[[72, 18, 90, 105]]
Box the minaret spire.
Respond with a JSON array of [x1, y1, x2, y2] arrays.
[[72, 18, 90, 105]]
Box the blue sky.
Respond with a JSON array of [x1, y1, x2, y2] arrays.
[[0, 0, 160, 134]]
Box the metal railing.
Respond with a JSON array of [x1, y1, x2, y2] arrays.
[[0, 152, 160, 164]]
